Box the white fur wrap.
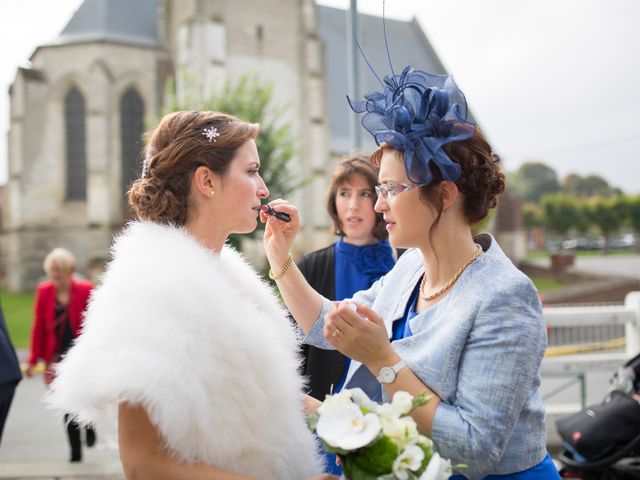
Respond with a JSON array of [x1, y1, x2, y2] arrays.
[[47, 221, 323, 478]]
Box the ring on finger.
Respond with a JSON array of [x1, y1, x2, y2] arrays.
[[332, 328, 343, 338]]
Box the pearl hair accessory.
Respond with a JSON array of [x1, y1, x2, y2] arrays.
[[202, 126, 220, 142]]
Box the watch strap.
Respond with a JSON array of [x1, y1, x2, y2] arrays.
[[376, 359, 406, 383]]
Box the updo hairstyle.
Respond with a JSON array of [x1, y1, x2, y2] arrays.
[[128, 111, 259, 225], [371, 128, 505, 227]]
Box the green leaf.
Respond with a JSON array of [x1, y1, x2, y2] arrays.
[[306, 412, 319, 432], [411, 391, 433, 410]]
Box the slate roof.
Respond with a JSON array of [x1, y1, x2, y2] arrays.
[[52, 0, 159, 48], [317, 5, 449, 153]]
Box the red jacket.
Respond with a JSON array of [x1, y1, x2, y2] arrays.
[[28, 278, 94, 366]]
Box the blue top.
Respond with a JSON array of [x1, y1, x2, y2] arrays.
[[334, 238, 395, 301], [333, 238, 396, 394], [324, 238, 395, 475], [303, 234, 549, 480]]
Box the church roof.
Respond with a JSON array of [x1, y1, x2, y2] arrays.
[[52, 0, 159, 48], [317, 5, 450, 153]]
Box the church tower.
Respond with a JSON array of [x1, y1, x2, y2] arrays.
[[4, 0, 168, 291]]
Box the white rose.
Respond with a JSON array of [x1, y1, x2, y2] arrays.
[[416, 434, 433, 449], [316, 403, 381, 451], [392, 444, 425, 480], [391, 391, 414, 416], [347, 387, 380, 413], [380, 415, 420, 450], [316, 389, 353, 415], [419, 452, 453, 480]]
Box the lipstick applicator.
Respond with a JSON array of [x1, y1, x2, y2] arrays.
[[259, 204, 291, 223]]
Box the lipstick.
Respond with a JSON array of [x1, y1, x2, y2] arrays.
[[259, 204, 291, 223]]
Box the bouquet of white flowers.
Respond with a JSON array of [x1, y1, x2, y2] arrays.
[[307, 388, 456, 480]]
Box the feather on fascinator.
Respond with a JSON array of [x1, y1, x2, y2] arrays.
[[346, 5, 475, 185]]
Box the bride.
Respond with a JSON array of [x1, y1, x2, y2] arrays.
[[47, 111, 331, 479]]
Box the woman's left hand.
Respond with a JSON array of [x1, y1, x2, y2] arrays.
[[323, 302, 396, 368]]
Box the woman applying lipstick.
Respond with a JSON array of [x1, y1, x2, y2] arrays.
[[262, 67, 558, 479], [47, 111, 330, 480]]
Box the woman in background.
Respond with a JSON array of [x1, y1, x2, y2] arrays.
[[298, 154, 395, 401], [26, 248, 95, 462], [297, 154, 396, 475]]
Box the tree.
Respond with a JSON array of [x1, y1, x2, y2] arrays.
[[588, 197, 625, 254], [622, 195, 640, 253], [540, 193, 579, 239], [561, 173, 584, 197], [572, 198, 592, 235], [561, 172, 618, 198], [510, 162, 560, 203], [163, 73, 306, 246], [522, 202, 543, 229]]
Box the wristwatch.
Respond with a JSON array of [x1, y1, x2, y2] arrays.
[[376, 359, 406, 384]]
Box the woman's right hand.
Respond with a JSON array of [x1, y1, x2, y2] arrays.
[[261, 200, 301, 270]]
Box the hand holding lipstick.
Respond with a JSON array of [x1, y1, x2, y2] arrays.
[[261, 200, 300, 271], [260, 204, 291, 222]]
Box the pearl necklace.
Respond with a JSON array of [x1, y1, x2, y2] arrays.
[[420, 243, 483, 301]]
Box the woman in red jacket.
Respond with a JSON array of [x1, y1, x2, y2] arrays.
[[26, 248, 95, 462]]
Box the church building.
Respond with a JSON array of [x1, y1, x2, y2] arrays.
[[3, 0, 453, 291]]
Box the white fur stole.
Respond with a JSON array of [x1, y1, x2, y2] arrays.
[[47, 221, 322, 479]]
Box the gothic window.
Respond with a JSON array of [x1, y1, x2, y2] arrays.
[[120, 88, 145, 209], [64, 87, 87, 201]]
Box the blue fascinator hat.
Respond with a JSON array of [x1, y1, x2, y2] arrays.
[[347, 65, 475, 186]]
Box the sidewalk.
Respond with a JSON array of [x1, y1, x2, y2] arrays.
[[0, 350, 122, 479]]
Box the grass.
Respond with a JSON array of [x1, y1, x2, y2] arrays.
[[529, 276, 566, 293], [526, 248, 638, 260], [1, 290, 35, 349]]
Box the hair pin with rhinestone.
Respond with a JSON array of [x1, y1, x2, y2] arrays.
[[202, 126, 220, 142]]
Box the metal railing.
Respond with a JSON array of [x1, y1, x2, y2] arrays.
[[541, 292, 640, 413]]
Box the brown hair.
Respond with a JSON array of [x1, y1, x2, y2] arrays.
[[128, 111, 259, 225], [326, 154, 388, 241], [371, 128, 505, 228]]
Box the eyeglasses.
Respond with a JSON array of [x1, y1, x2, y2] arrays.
[[374, 182, 419, 199]]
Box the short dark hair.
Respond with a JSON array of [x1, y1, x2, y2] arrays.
[[326, 154, 388, 241]]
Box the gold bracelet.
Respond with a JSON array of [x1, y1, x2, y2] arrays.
[[269, 253, 294, 280]]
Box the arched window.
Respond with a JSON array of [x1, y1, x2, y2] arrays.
[[64, 87, 86, 200], [120, 88, 145, 207]]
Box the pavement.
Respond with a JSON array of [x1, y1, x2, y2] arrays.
[[531, 252, 640, 280], [0, 351, 122, 479]]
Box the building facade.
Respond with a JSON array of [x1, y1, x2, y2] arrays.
[[3, 0, 455, 291]]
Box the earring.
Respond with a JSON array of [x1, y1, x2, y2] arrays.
[[210, 190, 215, 197]]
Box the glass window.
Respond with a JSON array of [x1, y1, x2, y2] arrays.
[[64, 87, 86, 200], [120, 88, 145, 212]]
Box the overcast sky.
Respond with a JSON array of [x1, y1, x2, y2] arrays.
[[1, 0, 639, 193]]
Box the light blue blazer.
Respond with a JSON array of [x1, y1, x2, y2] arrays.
[[303, 234, 547, 480]]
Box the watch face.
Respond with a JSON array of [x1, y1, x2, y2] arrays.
[[379, 366, 395, 384]]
